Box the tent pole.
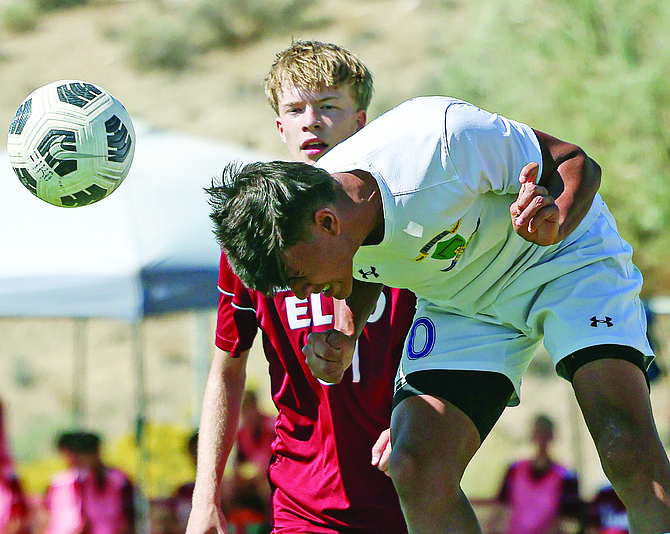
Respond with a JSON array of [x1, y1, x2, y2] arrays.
[[131, 320, 151, 534], [72, 317, 87, 428], [568, 385, 585, 494], [192, 311, 211, 429]]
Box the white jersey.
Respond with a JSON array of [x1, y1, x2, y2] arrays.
[[318, 97, 651, 399], [317, 97, 601, 314]]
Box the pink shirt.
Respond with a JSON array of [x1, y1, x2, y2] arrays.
[[45, 468, 134, 534], [236, 414, 275, 473], [501, 459, 577, 534]]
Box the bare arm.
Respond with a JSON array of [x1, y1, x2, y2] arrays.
[[303, 280, 383, 384], [337, 279, 384, 338], [511, 130, 601, 245], [186, 347, 249, 534]]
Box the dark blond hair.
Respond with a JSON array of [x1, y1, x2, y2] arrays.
[[264, 40, 373, 115]]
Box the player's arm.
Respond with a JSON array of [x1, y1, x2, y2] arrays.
[[187, 347, 249, 534], [303, 279, 383, 384], [511, 130, 601, 245]]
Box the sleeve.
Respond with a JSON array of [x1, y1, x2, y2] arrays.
[[215, 251, 259, 357], [444, 101, 543, 196]]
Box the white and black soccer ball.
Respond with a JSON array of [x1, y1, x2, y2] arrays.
[[7, 80, 135, 208]]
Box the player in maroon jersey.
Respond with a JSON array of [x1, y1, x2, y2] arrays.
[[186, 41, 415, 533]]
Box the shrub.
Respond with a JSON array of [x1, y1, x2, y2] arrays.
[[2, 1, 39, 34], [187, 0, 311, 50], [127, 12, 196, 72], [34, 0, 88, 11]]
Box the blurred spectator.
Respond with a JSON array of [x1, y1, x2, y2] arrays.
[[488, 414, 585, 534], [228, 390, 274, 533], [0, 400, 30, 534], [234, 390, 275, 477], [148, 498, 176, 534], [644, 300, 663, 383], [44, 431, 136, 534], [169, 431, 198, 533], [586, 484, 628, 534]]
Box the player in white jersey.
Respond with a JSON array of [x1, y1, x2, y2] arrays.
[[208, 97, 670, 533]]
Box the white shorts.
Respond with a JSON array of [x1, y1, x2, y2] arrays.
[[396, 200, 654, 405]]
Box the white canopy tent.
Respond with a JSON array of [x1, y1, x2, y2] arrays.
[[0, 123, 270, 423], [0, 124, 267, 320], [0, 125, 270, 528]]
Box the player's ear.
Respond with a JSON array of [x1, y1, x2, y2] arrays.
[[355, 109, 367, 131], [276, 117, 287, 144], [314, 208, 340, 236]]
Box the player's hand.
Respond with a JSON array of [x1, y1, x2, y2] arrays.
[[371, 428, 392, 477], [185, 503, 228, 534], [510, 162, 560, 245], [303, 329, 355, 384]]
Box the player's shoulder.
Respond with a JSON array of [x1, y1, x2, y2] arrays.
[[443, 99, 499, 138], [377, 96, 461, 127]]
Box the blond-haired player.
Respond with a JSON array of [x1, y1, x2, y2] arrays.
[[187, 41, 414, 534]]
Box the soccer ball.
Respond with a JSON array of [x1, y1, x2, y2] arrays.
[[7, 80, 135, 208]]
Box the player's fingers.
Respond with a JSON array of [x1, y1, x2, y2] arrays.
[[527, 204, 559, 234], [302, 337, 344, 383], [371, 429, 390, 465], [517, 183, 549, 210], [304, 332, 341, 362], [311, 360, 346, 384], [513, 193, 554, 229], [303, 350, 344, 383], [518, 161, 539, 184], [511, 183, 547, 222], [371, 429, 393, 476], [377, 441, 393, 476], [325, 329, 352, 351]]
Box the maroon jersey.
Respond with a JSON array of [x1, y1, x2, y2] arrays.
[[216, 253, 414, 533]]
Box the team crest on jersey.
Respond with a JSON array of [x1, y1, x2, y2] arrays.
[[414, 218, 481, 272], [414, 220, 461, 262], [432, 235, 466, 260]]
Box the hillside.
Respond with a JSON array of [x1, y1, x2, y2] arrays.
[[0, 0, 449, 161], [1, 0, 670, 502], [2, 0, 669, 291]]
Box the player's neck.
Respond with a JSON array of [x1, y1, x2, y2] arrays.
[[334, 171, 384, 246]]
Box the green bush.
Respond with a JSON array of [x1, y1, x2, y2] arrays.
[[2, 1, 39, 34], [34, 0, 88, 11], [422, 0, 670, 292], [124, 0, 310, 72], [187, 0, 311, 50], [127, 12, 196, 72]]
